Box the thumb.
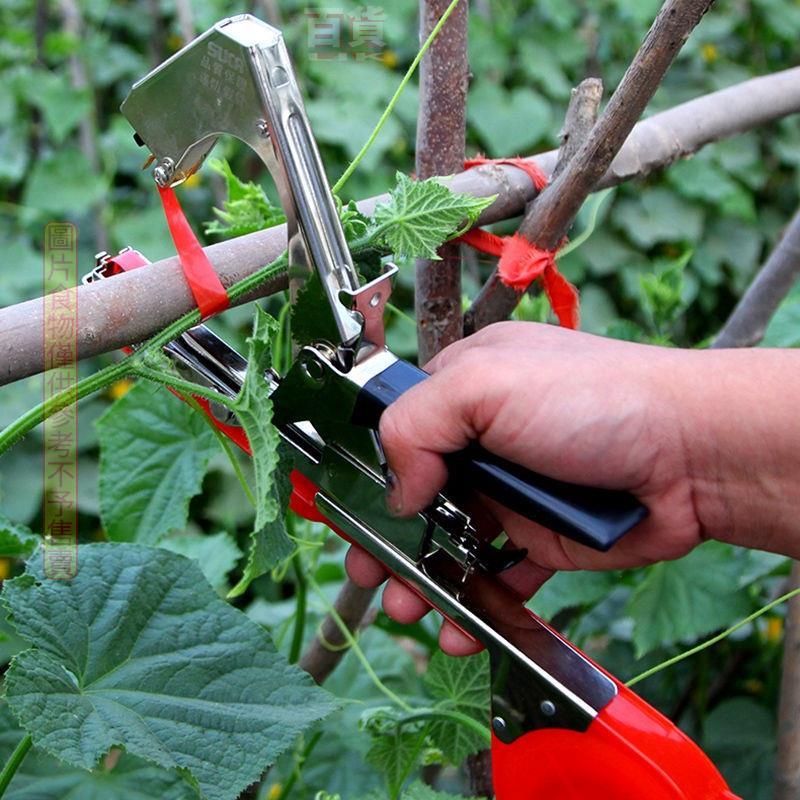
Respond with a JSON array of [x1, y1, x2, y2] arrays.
[[379, 355, 493, 516]]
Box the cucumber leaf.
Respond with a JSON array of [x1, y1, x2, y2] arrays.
[[228, 308, 293, 597], [372, 173, 495, 260], [2, 543, 335, 800], [97, 382, 217, 544]]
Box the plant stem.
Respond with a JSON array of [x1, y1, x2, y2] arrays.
[[465, 0, 717, 332], [184, 395, 256, 508], [0, 358, 131, 453], [308, 575, 411, 711], [331, 0, 463, 194], [0, 734, 32, 797], [132, 364, 237, 412], [556, 188, 613, 259], [0, 230, 396, 459], [289, 550, 307, 665], [272, 297, 292, 375], [274, 731, 322, 800], [399, 708, 490, 745], [0, 255, 289, 456], [386, 302, 416, 327]]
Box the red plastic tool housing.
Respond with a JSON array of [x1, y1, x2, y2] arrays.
[[291, 476, 739, 800]]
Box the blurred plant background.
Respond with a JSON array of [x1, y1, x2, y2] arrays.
[[0, 0, 799, 798]]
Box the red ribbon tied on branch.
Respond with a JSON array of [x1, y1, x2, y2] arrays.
[[456, 156, 579, 330], [158, 185, 230, 319]]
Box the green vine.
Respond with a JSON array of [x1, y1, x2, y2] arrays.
[[331, 0, 463, 195], [626, 585, 800, 687], [0, 735, 32, 798]]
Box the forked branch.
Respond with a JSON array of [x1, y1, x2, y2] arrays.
[[464, 0, 716, 333]]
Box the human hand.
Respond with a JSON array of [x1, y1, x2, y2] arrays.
[[346, 321, 709, 655]]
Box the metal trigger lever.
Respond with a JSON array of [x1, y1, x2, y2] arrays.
[[120, 14, 363, 354]]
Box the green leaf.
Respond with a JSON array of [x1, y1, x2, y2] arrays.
[[373, 173, 494, 260], [110, 204, 177, 262], [158, 531, 242, 590], [695, 218, 763, 291], [203, 158, 285, 240], [627, 542, 753, 657], [517, 42, 572, 100], [639, 249, 693, 332], [0, 438, 42, 525], [529, 571, 618, 620], [404, 781, 475, 800], [16, 69, 91, 143], [291, 269, 342, 349], [423, 651, 489, 763], [614, 188, 704, 248], [735, 547, 788, 586], [97, 382, 218, 544], [666, 150, 757, 221], [307, 96, 404, 169], [0, 704, 199, 800], [365, 721, 430, 800], [0, 236, 43, 307], [467, 81, 553, 156], [579, 284, 620, 335], [0, 512, 39, 558], [0, 119, 28, 185], [2, 543, 335, 800], [228, 308, 293, 598], [22, 149, 107, 216], [702, 698, 775, 800], [276, 627, 424, 800]]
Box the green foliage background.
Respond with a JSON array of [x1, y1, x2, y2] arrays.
[[0, 0, 799, 798]]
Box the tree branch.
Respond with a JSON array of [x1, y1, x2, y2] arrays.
[[414, 0, 469, 366], [465, 77, 604, 800], [299, 580, 377, 685], [712, 208, 800, 348], [553, 78, 603, 180], [299, 0, 470, 699], [1, 67, 799, 386], [464, 0, 716, 333]]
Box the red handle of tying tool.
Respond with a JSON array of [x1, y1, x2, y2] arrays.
[[287, 477, 738, 800], [492, 665, 738, 800]]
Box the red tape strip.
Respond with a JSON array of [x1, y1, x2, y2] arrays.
[[464, 155, 549, 193], [158, 185, 230, 319], [457, 156, 579, 330]]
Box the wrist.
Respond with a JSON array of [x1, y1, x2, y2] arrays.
[[675, 349, 800, 555]]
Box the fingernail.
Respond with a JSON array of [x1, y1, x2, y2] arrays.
[[385, 469, 403, 516]]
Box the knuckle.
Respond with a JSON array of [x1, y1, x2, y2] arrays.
[[379, 400, 411, 453]]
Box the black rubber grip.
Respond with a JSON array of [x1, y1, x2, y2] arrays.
[[352, 359, 648, 552]]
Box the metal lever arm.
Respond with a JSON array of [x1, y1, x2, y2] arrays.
[[120, 14, 362, 346]]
